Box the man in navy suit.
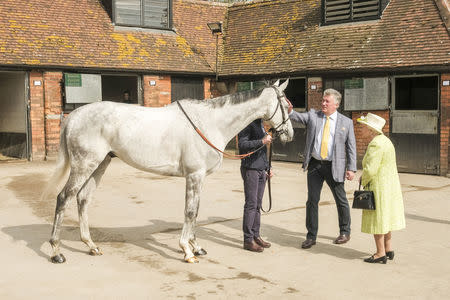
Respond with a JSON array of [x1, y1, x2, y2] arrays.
[[288, 89, 357, 249], [238, 119, 273, 252]]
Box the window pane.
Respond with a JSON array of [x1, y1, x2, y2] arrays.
[[144, 0, 169, 28], [115, 0, 141, 26]]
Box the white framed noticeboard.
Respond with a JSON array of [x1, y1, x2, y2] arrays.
[[64, 73, 102, 104], [344, 77, 389, 111]]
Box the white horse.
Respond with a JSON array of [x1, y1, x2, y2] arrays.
[[42, 79, 293, 264]]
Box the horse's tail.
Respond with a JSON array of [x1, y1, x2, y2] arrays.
[[40, 121, 70, 202]]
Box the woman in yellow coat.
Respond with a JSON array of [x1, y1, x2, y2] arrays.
[[357, 113, 405, 264]]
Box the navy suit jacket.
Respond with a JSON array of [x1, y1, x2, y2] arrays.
[[238, 119, 269, 170]]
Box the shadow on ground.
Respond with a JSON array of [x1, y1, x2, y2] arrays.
[[2, 215, 370, 264]]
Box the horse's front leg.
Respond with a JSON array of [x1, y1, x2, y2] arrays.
[[180, 171, 206, 263]]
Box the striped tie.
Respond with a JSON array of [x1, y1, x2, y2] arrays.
[[320, 116, 330, 159]]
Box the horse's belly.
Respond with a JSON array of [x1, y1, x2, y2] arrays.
[[119, 155, 184, 177]]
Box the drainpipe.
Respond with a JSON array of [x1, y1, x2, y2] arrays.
[[42, 72, 47, 160], [26, 72, 32, 161]]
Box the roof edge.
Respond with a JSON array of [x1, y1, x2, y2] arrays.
[[218, 64, 450, 80], [433, 0, 450, 34], [0, 64, 215, 76]]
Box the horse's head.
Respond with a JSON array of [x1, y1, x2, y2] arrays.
[[262, 79, 294, 143]]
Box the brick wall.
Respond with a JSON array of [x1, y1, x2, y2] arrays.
[[43, 72, 63, 158], [352, 110, 390, 163], [204, 78, 213, 99], [307, 77, 323, 110], [29, 72, 45, 160], [441, 73, 450, 175], [143, 75, 171, 107]]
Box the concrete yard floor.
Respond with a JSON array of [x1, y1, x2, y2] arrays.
[[0, 158, 449, 299]]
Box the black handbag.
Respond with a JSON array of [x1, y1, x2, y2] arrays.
[[352, 182, 375, 210]]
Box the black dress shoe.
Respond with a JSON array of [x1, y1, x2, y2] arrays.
[[364, 255, 387, 264], [254, 237, 271, 248], [386, 251, 395, 260], [243, 240, 264, 252], [301, 239, 316, 249], [334, 234, 350, 244]]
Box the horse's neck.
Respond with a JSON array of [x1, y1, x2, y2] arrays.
[[209, 96, 269, 147]]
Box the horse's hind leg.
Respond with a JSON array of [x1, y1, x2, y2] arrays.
[[180, 171, 207, 263], [49, 163, 102, 263], [77, 156, 111, 256]]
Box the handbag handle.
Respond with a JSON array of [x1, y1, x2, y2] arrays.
[[359, 181, 362, 191], [359, 180, 370, 191]]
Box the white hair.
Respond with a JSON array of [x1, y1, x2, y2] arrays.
[[323, 88, 342, 105]]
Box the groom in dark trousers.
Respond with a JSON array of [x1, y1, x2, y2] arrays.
[[288, 88, 356, 249], [238, 119, 273, 252]]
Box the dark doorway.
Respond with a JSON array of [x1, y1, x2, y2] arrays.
[[101, 75, 139, 104], [272, 78, 306, 162], [390, 75, 440, 174], [395, 76, 438, 110], [171, 77, 204, 102], [284, 78, 306, 109], [0, 71, 28, 160]]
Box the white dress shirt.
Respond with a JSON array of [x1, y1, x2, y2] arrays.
[[312, 111, 337, 161]]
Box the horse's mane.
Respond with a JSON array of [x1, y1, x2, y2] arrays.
[[178, 88, 265, 108]]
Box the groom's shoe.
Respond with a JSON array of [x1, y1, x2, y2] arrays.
[[254, 237, 271, 248], [301, 239, 316, 249], [334, 234, 350, 244], [243, 240, 264, 252]]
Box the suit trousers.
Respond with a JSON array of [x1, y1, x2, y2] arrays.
[[306, 158, 351, 240], [241, 167, 267, 242]]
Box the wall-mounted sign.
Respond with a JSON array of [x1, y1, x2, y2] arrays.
[[149, 80, 156, 86], [33, 80, 41, 86], [344, 77, 389, 111], [443, 80, 449, 86], [64, 74, 82, 87]]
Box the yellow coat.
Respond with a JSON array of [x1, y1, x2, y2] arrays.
[[361, 134, 406, 234]]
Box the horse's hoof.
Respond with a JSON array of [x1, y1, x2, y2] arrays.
[[89, 247, 103, 256], [185, 256, 199, 263], [50, 254, 66, 264], [194, 248, 207, 256]]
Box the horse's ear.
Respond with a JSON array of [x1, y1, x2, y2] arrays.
[[273, 79, 280, 86], [279, 79, 289, 91]]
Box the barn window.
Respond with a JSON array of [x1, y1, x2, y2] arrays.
[[322, 0, 384, 25], [113, 0, 171, 29]]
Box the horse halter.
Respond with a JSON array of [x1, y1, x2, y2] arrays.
[[264, 85, 290, 138]]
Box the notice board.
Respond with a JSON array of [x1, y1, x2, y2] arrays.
[[344, 77, 389, 111], [65, 73, 102, 104]]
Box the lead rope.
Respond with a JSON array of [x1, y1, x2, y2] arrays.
[[261, 138, 273, 213], [176, 101, 267, 160], [177, 97, 283, 213]]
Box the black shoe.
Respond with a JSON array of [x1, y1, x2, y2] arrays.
[[301, 239, 316, 249], [334, 234, 350, 244], [386, 251, 394, 260], [364, 255, 387, 264]]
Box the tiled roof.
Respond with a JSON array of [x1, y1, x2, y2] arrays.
[[173, 0, 228, 72], [0, 0, 215, 73], [0, 0, 448, 77], [220, 0, 450, 77]]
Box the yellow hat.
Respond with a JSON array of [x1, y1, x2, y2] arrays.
[[357, 113, 385, 134]]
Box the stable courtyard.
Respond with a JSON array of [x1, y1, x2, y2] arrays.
[[0, 158, 449, 299]]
